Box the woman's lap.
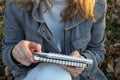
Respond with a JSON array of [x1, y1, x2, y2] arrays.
[[23, 63, 72, 80]]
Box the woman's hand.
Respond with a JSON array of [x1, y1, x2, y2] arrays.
[[12, 40, 42, 66], [60, 51, 85, 77]]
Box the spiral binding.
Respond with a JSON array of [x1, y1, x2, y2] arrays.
[[34, 52, 93, 68]]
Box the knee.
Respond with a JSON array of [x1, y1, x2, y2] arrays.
[[23, 63, 72, 80]]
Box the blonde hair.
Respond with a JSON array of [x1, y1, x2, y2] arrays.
[[10, 0, 96, 22], [61, 0, 96, 22]]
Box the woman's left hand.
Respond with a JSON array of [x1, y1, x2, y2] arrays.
[[60, 51, 85, 77]]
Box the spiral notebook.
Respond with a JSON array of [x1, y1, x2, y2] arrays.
[[33, 52, 93, 68]]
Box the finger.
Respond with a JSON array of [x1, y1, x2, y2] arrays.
[[12, 46, 26, 59], [17, 56, 31, 66], [69, 68, 82, 77], [12, 40, 35, 65], [70, 72, 81, 77], [12, 46, 29, 63], [62, 66, 82, 76], [70, 51, 85, 58], [60, 65, 67, 70], [64, 67, 81, 77], [17, 40, 33, 57], [60, 65, 78, 76], [13, 45, 34, 62], [29, 42, 42, 52], [13, 51, 31, 66], [75, 67, 85, 72], [61, 65, 77, 73], [70, 51, 80, 57], [16, 43, 34, 63], [24, 48, 34, 63]]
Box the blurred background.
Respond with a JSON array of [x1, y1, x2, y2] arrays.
[[0, 0, 120, 80]]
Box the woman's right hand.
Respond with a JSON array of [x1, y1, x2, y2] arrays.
[[12, 40, 42, 66]]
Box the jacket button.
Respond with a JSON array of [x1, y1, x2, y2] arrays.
[[41, 28, 46, 32]]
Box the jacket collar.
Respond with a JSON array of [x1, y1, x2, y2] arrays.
[[63, 0, 105, 31], [64, 16, 86, 31]]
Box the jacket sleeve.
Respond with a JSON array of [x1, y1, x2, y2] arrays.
[[2, 1, 26, 70], [81, 1, 107, 77]]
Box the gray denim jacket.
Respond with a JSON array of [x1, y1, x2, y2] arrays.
[[2, 0, 108, 80]]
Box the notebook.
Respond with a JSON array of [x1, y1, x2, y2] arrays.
[[33, 52, 93, 68]]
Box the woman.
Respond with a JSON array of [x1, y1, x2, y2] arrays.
[[2, 0, 107, 80]]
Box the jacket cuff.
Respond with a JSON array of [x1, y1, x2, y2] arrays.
[[80, 50, 98, 78], [6, 46, 26, 71]]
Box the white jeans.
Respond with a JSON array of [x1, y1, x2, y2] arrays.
[[23, 63, 72, 80]]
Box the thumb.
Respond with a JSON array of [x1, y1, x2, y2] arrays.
[[70, 51, 80, 57], [70, 51, 84, 58], [29, 42, 42, 52]]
